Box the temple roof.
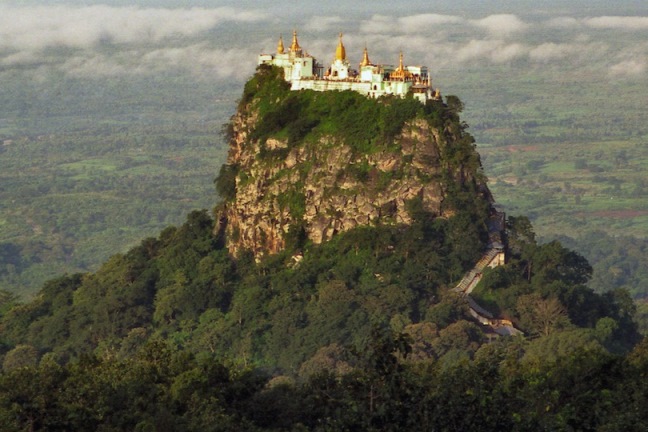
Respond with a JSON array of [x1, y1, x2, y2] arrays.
[[390, 52, 413, 80]]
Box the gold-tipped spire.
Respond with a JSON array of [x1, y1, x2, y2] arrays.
[[335, 32, 346, 61], [277, 35, 285, 54], [390, 51, 412, 80], [290, 30, 301, 52], [360, 45, 371, 67]]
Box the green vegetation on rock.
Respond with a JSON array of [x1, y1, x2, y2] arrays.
[[240, 65, 453, 157]]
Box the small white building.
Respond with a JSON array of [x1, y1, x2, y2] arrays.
[[258, 32, 441, 104], [257, 31, 318, 82]]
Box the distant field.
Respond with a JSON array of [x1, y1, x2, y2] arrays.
[[0, 74, 238, 296], [430, 61, 648, 242], [477, 137, 648, 239]]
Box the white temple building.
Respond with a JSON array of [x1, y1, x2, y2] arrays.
[[258, 31, 441, 104]]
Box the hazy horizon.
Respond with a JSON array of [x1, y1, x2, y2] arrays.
[[1, 1, 647, 88]]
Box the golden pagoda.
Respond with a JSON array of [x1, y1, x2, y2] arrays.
[[277, 35, 285, 54], [335, 33, 346, 61], [290, 30, 301, 53], [390, 52, 413, 80], [359, 46, 372, 67]]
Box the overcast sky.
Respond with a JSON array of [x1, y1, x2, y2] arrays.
[[1, 1, 647, 83]]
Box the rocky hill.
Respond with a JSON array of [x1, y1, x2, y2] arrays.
[[0, 63, 643, 432], [216, 64, 492, 259]]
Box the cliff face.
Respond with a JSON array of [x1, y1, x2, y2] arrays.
[[217, 65, 491, 259]]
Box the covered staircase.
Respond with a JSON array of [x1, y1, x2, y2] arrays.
[[452, 212, 522, 337]]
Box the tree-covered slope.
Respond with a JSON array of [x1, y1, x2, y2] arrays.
[[0, 208, 482, 370], [0, 208, 638, 374]]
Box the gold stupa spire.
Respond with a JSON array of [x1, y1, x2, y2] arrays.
[[277, 35, 285, 54], [390, 51, 412, 80], [335, 33, 346, 61], [290, 30, 301, 52], [360, 45, 372, 67]]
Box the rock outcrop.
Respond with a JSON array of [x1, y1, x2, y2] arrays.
[[216, 66, 491, 259]]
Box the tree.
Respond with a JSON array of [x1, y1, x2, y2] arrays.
[[214, 163, 238, 201], [0, 359, 67, 431], [298, 343, 352, 379], [0, 290, 19, 317], [445, 95, 464, 114], [2, 344, 39, 371], [517, 293, 570, 337]]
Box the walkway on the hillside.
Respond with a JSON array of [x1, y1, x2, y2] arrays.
[[452, 212, 523, 337], [452, 248, 500, 296]]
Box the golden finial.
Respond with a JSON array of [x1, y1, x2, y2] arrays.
[[290, 30, 301, 52], [277, 34, 285, 54], [390, 51, 412, 80], [360, 45, 371, 67], [335, 32, 346, 61]]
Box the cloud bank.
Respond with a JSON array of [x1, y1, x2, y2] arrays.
[[0, 6, 646, 81], [470, 14, 528, 36], [350, 12, 648, 77], [0, 6, 262, 50], [584, 16, 648, 30], [0, 5, 263, 79], [359, 13, 463, 34]]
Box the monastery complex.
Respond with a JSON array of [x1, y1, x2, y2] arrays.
[[258, 31, 442, 104]]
